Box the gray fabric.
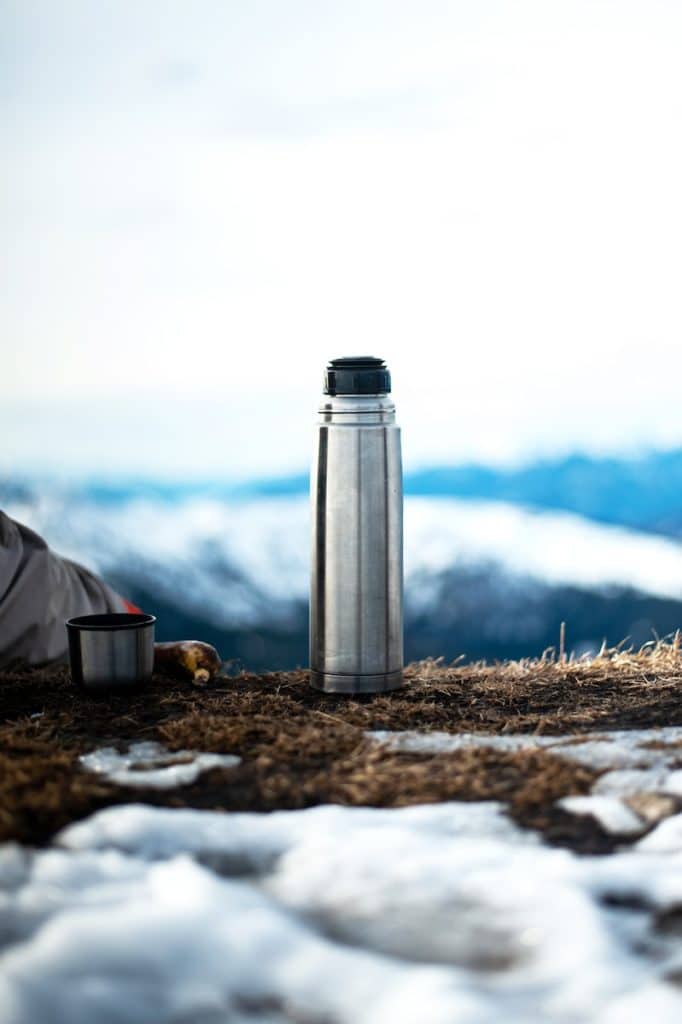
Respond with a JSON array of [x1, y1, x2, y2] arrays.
[[0, 511, 126, 667]]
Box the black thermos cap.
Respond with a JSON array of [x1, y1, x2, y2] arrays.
[[324, 356, 391, 396]]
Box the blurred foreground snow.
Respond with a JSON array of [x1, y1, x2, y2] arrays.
[[3, 728, 682, 1023]]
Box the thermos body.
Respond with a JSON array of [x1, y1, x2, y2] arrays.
[[310, 359, 404, 694]]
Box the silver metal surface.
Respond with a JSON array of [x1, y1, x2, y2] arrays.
[[66, 613, 155, 690], [310, 394, 404, 693], [309, 669, 403, 694]]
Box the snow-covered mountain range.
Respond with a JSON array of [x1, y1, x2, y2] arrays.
[[2, 473, 681, 668]]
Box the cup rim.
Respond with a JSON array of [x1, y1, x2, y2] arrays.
[[66, 613, 156, 631]]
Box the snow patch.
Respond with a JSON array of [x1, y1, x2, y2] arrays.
[[372, 727, 682, 839], [79, 742, 240, 790], [637, 814, 682, 854], [371, 726, 682, 771], [0, 801, 681, 1022], [558, 796, 645, 836]]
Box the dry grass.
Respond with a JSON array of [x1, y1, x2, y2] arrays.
[[1, 638, 681, 852]]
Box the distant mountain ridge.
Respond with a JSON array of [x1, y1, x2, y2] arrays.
[[406, 450, 682, 539], [1, 472, 681, 669], [5, 449, 679, 538], [248, 449, 682, 538]]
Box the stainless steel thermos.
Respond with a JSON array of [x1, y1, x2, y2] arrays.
[[310, 356, 403, 693]]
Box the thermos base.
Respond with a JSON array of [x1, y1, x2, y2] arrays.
[[310, 669, 403, 694]]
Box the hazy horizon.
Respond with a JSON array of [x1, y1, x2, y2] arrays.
[[1, 393, 680, 482]]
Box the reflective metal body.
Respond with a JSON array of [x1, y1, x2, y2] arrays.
[[310, 394, 403, 693], [66, 613, 155, 691]]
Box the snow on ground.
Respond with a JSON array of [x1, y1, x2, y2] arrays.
[[371, 725, 682, 769], [3, 729, 682, 1022], [79, 742, 240, 790], [373, 727, 682, 835], [0, 794, 682, 1022]]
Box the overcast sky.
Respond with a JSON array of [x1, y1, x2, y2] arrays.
[[2, 0, 681, 477]]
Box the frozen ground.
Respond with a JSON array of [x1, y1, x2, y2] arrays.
[[2, 730, 682, 1022]]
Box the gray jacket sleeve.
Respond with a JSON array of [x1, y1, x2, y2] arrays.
[[0, 511, 127, 667]]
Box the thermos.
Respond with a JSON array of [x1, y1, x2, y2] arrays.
[[310, 356, 403, 693]]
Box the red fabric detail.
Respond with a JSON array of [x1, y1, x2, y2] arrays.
[[121, 598, 143, 614]]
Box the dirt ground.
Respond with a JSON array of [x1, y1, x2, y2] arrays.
[[2, 641, 682, 853]]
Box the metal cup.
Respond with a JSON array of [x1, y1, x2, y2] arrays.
[[66, 613, 156, 691]]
